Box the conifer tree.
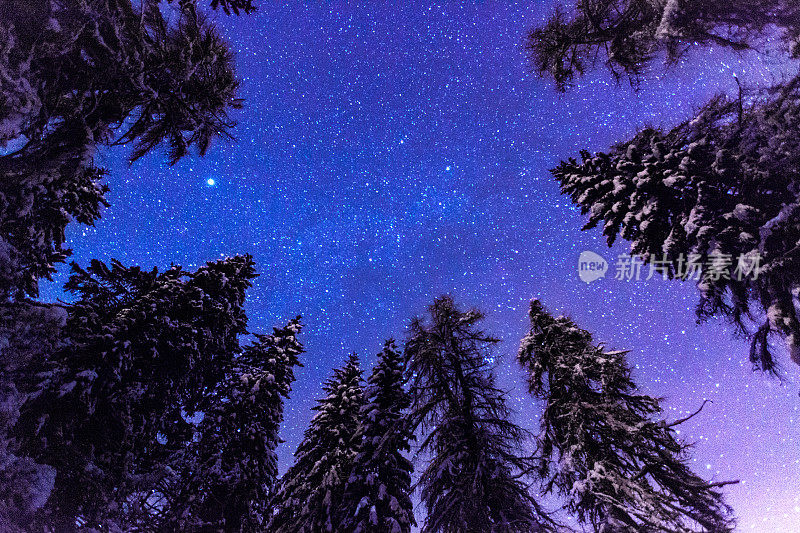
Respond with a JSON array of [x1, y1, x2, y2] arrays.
[[267, 354, 365, 533], [0, 0, 250, 300], [1, 0, 260, 528], [551, 87, 800, 372], [526, 0, 800, 91], [519, 299, 736, 532], [338, 340, 415, 533], [8, 255, 257, 530], [156, 318, 304, 531], [406, 296, 552, 533], [0, 302, 64, 529], [527, 1, 800, 371]]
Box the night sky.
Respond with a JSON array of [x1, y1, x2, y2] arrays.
[[40, 2, 800, 530]]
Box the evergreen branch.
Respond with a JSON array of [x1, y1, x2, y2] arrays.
[[667, 399, 712, 428]]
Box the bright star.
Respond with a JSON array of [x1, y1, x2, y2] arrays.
[[206, 178, 216, 186]]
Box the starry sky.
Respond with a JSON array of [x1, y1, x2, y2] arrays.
[[40, 2, 800, 530]]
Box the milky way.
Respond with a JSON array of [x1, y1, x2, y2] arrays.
[[40, 3, 800, 530]]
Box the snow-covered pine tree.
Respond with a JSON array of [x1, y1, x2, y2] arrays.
[[8, 255, 257, 530], [526, 0, 800, 90], [0, 0, 249, 300], [406, 296, 552, 533], [551, 87, 800, 372], [267, 353, 365, 533], [527, 1, 800, 372], [155, 318, 304, 531], [0, 1, 257, 528], [519, 299, 736, 532], [337, 340, 415, 533], [0, 302, 65, 529]]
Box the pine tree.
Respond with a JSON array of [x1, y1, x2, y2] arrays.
[[0, 302, 64, 529], [156, 318, 304, 531], [519, 299, 736, 532], [0, 0, 249, 300], [267, 354, 365, 533], [8, 255, 258, 529], [1, 0, 260, 528], [406, 296, 552, 533], [338, 340, 415, 533], [527, 2, 800, 371], [526, 0, 800, 90], [551, 86, 800, 372]]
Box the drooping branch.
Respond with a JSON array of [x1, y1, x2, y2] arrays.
[[667, 399, 712, 428]]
